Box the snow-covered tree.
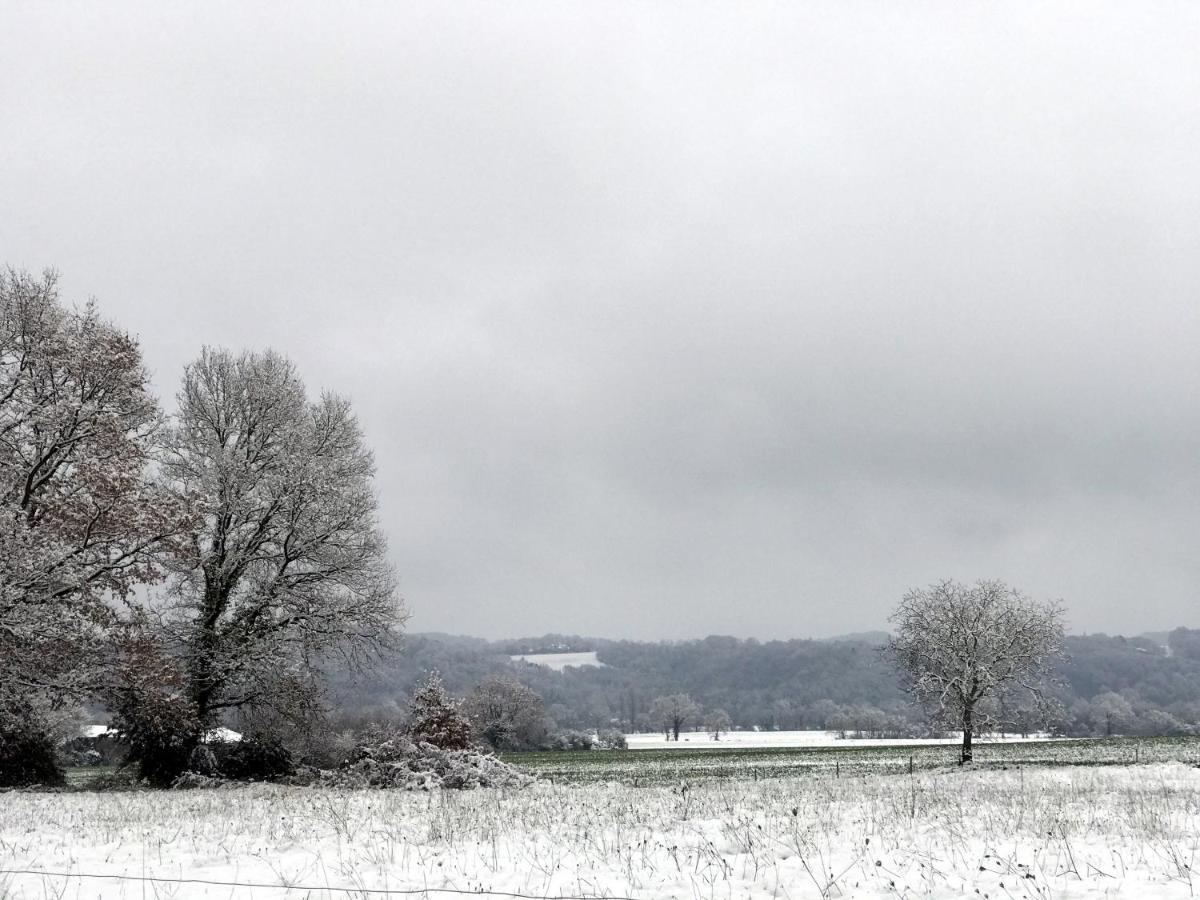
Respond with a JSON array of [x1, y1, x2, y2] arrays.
[[155, 348, 403, 749], [0, 269, 184, 707], [408, 670, 472, 750], [707, 708, 732, 740], [1089, 692, 1135, 737], [463, 676, 548, 750], [650, 693, 700, 741], [886, 579, 1065, 763]]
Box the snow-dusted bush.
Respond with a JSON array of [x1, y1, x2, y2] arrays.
[[548, 729, 595, 751], [170, 771, 227, 790], [407, 671, 472, 750], [595, 728, 627, 750], [66, 748, 105, 768], [323, 728, 533, 791]]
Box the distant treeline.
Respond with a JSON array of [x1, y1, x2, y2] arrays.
[[328, 628, 1200, 738]]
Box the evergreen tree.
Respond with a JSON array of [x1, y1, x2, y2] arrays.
[[408, 671, 472, 750]]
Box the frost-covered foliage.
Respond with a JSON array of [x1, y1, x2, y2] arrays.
[[0, 270, 187, 709], [407, 671, 472, 750], [326, 727, 533, 790], [155, 348, 405, 735], [595, 727, 627, 750], [707, 708, 732, 739], [886, 579, 1066, 763]]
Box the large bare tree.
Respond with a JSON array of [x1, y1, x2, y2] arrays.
[[0, 269, 183, 706], [156, 348, 403, 738], [885, 579, 1065, 764]]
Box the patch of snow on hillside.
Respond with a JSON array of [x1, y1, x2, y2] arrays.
[[509, 650, 605, 671]]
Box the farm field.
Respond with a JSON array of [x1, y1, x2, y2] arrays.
[[4, 761, 1200, 898], [505, 735, 1200, 785], [624, 728, 1059, 750]]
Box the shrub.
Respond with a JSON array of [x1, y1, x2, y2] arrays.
[[596, 728, 627, 750], [327, 726, 533, 790], [550, 729, 595, 751]]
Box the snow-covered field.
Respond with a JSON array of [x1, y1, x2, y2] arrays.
[[625, 728, 1055, 749], [509, 650, 605, 670], [3, 763, 1200, 898]]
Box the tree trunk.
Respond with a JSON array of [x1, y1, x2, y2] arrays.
[[673, 718, 681, 741], [960, 705, 973, 765]]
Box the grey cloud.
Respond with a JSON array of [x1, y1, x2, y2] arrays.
[[2, 1, 1198, 639]]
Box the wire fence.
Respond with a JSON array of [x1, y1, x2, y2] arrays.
[[0, 868, 640, 900]]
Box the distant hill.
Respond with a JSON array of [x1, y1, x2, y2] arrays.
[[327, 628, 1200, 737], [821, 630, 890, 645], [1137, 631, 1172, 648]]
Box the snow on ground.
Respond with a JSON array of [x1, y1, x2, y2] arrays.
[[626, 728, 1056, 749], [509, 650, 605, 670], [3, 763, 1199, 898]]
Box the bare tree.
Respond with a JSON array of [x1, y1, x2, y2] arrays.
[[154, 348, 403, 747], [650, 693, 700, 741], [463, 675, 548, 750], [0, 269, 185, 706], [1089, 692, 1134, 737], [885, 579, 1065, 764], [707, 708, 732, 740]]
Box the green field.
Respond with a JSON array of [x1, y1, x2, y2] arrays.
[[502, 736, 1200, 785], [64, 765, 115, 787]]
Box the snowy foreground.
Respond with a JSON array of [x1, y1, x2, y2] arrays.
[[3, 764, 1200, 899]]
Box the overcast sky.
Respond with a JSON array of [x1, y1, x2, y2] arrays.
[[2, 2, 1198, 640]]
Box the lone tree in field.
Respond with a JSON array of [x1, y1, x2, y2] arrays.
[[650, 693, 701, 741], [886, 579, 1065, 764], [153, 348, 403, 761], [707, 708, 732, 740]]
